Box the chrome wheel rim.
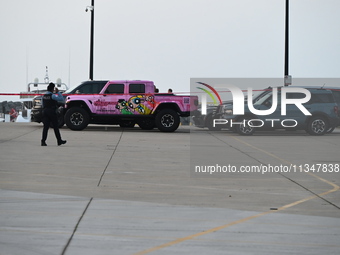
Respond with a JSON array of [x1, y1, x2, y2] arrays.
[[311, 119, 326, 134], [70, 112, 84, 126], [161, 114, 174, 127]]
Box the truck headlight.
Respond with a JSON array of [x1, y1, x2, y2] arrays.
[[224, 109, 233, 115], [33, 99, 42, 108], [219, 104, 233, 115]]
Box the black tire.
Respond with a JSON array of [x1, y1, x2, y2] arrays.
[[137, 119, 155, 130], [306, 116, 328, 135], [235, 118, 255, 135], [58, 120, 65, 128], [65, 107, 90, 131], [57, 107, 65, 128], [206, 114, 222, 131], [155, 109, 180, 132], [49, 107, 64, 128], [57, 111, 65, 128], [50, 116, 64, 128], [326, 126, 335, 133]]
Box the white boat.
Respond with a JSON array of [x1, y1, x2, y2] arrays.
[[1, 67, 68, 123]]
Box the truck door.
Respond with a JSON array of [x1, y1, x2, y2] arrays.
[[94, 83, 126, 115], [127, 83, 154, 115]]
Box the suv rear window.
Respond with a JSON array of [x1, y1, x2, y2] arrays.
[[330, 90, 340, 104], [308, 93, 334, 104]]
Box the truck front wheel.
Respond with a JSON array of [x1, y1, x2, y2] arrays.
[[155, 109, 180, 132], [65, 107, 89, 131]]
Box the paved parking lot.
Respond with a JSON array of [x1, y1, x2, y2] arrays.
[[0, 122, 339, 254]]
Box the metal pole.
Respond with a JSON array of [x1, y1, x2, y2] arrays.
[[284, 0, 291, 86], [285, 0, 289, 77], [89, 0, 94, 80]]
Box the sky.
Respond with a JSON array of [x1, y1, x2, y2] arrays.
[[1, 0, 340, 101]]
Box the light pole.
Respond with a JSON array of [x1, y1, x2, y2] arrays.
[[284, 0, 291, 86], [86, 0, 94, 80]]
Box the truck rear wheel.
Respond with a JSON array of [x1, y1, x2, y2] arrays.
[[65, 107, 89, 131], [155, 109, 180, 132]]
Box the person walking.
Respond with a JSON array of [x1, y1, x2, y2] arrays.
[[41, 82, 67, 146]]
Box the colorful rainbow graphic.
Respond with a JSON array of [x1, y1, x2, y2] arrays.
[[196, 82, 223, 105]]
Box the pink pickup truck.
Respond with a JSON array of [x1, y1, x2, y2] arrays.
[[64, 80, 198, 132]]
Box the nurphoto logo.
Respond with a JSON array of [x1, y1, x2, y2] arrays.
[[196, 82, 312, 129], [199, 83, 311, 116]]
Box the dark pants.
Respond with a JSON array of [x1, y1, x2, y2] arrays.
[[42, 108, 62, 142]]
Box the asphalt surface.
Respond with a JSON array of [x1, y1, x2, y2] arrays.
[[0, 122, 339, 255]]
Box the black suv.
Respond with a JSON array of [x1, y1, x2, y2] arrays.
[[31, 80, 109, 127], [192, 88, 271, 131], [219, 87, 339, 136]]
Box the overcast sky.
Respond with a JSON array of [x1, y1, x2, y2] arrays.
[[1, 0, 340, 99]]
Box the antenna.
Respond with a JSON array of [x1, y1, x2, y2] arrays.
[[44, 66, 49, 83]]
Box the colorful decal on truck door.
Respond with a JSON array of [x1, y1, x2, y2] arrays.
[[94, 94, 155, 115], [128, 95, 154, 114], [116, 99, 132, 114]]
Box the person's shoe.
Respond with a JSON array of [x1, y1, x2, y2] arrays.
[[41, 141, 47, 146], [58, 140, 67, 146]]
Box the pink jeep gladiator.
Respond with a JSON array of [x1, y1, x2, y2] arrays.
[[64, 80, 198, 132]]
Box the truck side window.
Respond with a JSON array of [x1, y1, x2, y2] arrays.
[[76, 84, 91, 94], [94, 83, 106, 94], [129, 84, 145, 93], [106, 84, 125, 94]]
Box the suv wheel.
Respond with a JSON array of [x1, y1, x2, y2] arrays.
[[65, 107, 89, 131], [236, 118, 255, 135], [155, 109, 180, 132], [206, 114, 222, 131], [306, 116, 328, 135], [326, 126, 335, 133]]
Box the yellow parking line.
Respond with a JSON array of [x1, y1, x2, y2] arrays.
[[133, 211, 276, 255], [133, 192, 334, 255], [132, 135, 339, 255]]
